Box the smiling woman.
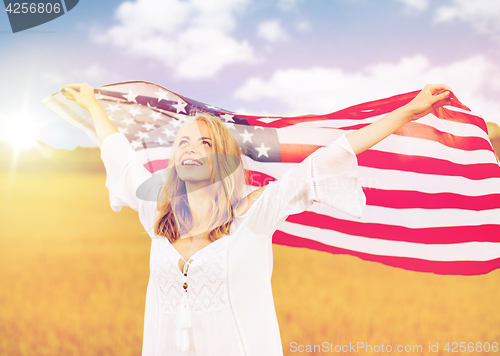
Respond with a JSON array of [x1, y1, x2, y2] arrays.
[[58, 81, 452, 356]]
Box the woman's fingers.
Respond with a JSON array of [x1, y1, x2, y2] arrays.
[[61, 86, 78, 101], [60, 83, 97, 109], [61, 84, 81, 92], [406, 83, 453, 121], [427, 83, 453, 96]]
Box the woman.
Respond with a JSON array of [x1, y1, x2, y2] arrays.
[[61, 83, 451, 356]]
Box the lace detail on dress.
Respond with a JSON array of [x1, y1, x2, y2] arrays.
[[151, 237, 230, 314]]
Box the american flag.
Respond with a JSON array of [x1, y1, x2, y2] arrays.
[[42, 81, 500, 275]]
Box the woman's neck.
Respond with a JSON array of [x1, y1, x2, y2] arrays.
[[185, 182, 215, 232]]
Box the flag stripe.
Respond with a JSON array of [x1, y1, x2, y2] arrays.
[[237, 168, 500, 197], [286, 212, 500, 244], [273, 231, 500, 275], [278, 221, 500, 261], [357, 151, 500, 180], [363, 188, 500, 210]]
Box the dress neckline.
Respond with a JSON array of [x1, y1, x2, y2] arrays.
[[168, 234, 227, 265]]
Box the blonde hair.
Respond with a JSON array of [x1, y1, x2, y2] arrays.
[[153, 113, 246, 242]]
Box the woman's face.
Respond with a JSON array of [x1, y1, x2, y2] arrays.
[[174, 120, 214, 184]]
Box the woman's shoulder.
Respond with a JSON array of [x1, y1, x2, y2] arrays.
[[235, 185, 267, 217]]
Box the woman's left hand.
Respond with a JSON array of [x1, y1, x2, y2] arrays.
[[405, 84, 453, 121]]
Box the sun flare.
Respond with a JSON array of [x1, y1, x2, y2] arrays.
[[3, 120, 38, 150]]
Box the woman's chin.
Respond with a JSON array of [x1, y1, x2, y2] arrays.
[[178, 174, 213, 187]]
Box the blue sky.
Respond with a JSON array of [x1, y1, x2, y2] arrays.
[[1, 0, 499, 148]]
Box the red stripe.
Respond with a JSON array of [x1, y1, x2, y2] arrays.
[[286, 212, 500, 244], [436, 106, 487, 133], [336, 122, 492, 152], [395, 122, 491, 150], [239, 91, 473, 129], [144, 159, 168, 173], [241, 92, 420, 128], [364, 188, 500, 210], [273, 231, 500, 275], [245, 170, 277, 186], [357, 150, 500, 180], [278, 147, 500, 180], [143, 165, 500, 209], [280, 144, 321, 162]]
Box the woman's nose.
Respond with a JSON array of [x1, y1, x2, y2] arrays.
[[185, 143, 205, 154]]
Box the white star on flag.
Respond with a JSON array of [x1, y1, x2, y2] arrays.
[[142, 122, 156, 131], [162, 128, 175, 137], [220, 114, 234, 122], [131, 140, 142, 149], [135, 131, 150, 140], [123, 89, 139, 103], [171, 119, 183, 128], [254, 126, 264, 130], [149, 111, 162, 121], [224, 122, 236, 130], [173, 100, 187, 114], [155, 88, 170, 102], [156, 136, 167, 145], [257, 117, 281, 124], [117, 127, 129, 135], [255, 142, 271, 158], [108, 115, 115, 121], [121, 117, 135, 126], [239, 129, 254, 144], [128, 107, 142, 117], [107, 104, 120, 112]]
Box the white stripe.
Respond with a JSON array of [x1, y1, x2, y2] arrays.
[[287, 115, 385, 130], [278, 126, 496, 166], [279, 221, 500, 261], [277, 127, 344, 145], [308, 203, 500, 228], [359, 166, 500, 196], [369, 134, 497, 165], [282, 115, 489, 143], [242, 159, 500, 197], [417, 115, 489, 139], [444, 105, 484, 119]]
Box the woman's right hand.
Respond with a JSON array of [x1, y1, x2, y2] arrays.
[[61, 83, 99, 111]]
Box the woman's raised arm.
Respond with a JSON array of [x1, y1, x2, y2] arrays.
[[346, 84, 452, 155], [61, 83, 119, 145]]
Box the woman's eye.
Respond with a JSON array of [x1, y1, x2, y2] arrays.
[[203, 141, 212, 147], [179, 140, 188, 146]]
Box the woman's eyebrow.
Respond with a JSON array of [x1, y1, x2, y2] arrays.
[[179, 136, 212, 141]]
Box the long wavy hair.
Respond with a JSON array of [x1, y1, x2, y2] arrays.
[[153, 113, 247, 243]]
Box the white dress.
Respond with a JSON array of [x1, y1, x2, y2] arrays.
[[100, 132, 366, 356]]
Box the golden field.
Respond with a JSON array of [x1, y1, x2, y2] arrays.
[[1, 165, 499, 355]]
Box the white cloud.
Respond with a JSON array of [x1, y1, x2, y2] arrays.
[[435, 0, 500, 35], [295, 20, 311, 32], [40, 71, 65, 86], [395, 0, 429, 11], [94, 0, 256, 79], [76, 64, 119, 82], [233, 54, 500, 126], [257, 19, 289, 43], [278, 0, 302, 11]]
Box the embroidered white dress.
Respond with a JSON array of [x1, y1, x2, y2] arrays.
[[100, 132, 366, 356]]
